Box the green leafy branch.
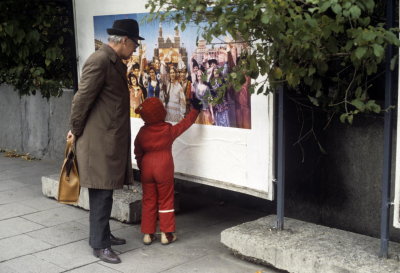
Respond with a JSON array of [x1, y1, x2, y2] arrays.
[[0, 0, 74, 98], [146, 0, 400, 123]]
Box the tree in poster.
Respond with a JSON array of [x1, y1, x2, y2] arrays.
[[146, 0, 400, 124]]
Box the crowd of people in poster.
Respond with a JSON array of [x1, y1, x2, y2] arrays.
[[95, 22, 251, 129]]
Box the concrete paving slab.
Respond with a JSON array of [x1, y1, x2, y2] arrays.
[[0, 180, 27, 192], [162, 253, 273, 273], [0, 262, 19, 273], [221, 215, 400, 273], [20, 196, 63, 210], [0, 158, 42, 172], [0, 158, 30, 168], [0, 217, 44, 240], [173, 222, 241, 255], [26, 221, 89, 246], [160, 224, 274, 273], [0, 254, 64, 273], [66, 263, 121, 273], [0, 185, 43, 205], [105, 225, 143, 254], [163, 234, 229, 260], [75, 216, 132, 232], [0, 166, 56, 182], [175, 210, 227, 235], [33, 240, 98, 270], [0, 203, 38, 220], [0, 234, 53, 262], [98, 244, 208, 273], [176, 204, 265, 235], [21, 205, 88, 227]]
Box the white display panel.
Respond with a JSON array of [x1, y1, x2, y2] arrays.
[[73, 0, 275, 200]]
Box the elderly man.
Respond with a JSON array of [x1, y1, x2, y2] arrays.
[[67, 19, 144, 264]]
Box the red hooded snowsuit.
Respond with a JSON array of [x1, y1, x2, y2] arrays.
[[134, 98, 199, 233]]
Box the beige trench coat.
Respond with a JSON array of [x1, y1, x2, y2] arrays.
[[70, 45, 133, 189]]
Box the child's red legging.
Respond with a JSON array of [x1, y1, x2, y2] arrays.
[[141, 179, 175, 234]]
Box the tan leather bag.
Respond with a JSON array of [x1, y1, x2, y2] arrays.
[[58, 139, 80, 204]]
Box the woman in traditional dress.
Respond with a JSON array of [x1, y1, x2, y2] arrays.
[[160, 66, 186, 122], [193, 70, 214, 125], [179, 67, 192, 115], [128, 73, 145, 118], [146, 67, 161, 98], [209, 68, 230, 127]]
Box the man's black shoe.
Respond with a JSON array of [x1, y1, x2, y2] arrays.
[[93, 247, 121, 264], [110, 233, 126, 245]]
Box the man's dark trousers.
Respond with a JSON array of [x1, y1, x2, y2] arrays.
[[88, 188, 113, 249]]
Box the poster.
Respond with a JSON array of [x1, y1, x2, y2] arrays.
[[93, 12, 251, 129], [73, 0, 274, 200]]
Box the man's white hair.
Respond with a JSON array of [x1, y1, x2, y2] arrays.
[[108, 35, 124, 44]]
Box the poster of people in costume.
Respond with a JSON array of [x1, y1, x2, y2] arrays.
[[73, 0, 274, 200], [93, 12, 251, 129]]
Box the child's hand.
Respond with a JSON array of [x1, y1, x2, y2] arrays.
[[190, 97, 202, 111]]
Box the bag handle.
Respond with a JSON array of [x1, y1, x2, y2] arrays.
[[64, 138, 77, 156], [64, 139, 76, 179]]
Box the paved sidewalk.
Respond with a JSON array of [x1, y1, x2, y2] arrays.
[[0, 155, 279, 273]]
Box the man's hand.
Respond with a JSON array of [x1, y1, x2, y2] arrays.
[[67, 130, 75, 143]]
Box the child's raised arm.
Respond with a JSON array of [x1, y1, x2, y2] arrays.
[[171, 98, 202, 140]]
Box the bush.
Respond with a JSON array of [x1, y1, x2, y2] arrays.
[[0, 0, 74, 98]]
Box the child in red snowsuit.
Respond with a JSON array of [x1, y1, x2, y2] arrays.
[[134, 97, 200, 245]]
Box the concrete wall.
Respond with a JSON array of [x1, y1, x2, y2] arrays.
[[0, 84, 73, 162], [283, 97, 400, 241]]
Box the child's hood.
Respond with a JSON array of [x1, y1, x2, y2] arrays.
[[135, 97, 166, 124]]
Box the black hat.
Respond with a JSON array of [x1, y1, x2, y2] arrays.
[[131, 63, 140, 70], [207, 59, 218, 66], [107, 19, 144, 40], [192, 58, 199, 68]]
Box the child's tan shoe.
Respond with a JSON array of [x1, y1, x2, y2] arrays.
[[143, 234, 156, 245], [161, 232, 177, 245]]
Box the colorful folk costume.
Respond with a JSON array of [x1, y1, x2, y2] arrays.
[[210, 78, 230, 127], [193, 81, 214, 125], [147, 79, 161, 98], [160, 81, 186, 122], [129, 85, 145, 118], [181, 78, 192, 115], [134, 97, 201, 245]]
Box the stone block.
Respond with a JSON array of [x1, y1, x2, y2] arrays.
[[221, 215, 400, 273], [41, 174, 59, 199], [41, 174, 143, 223]]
